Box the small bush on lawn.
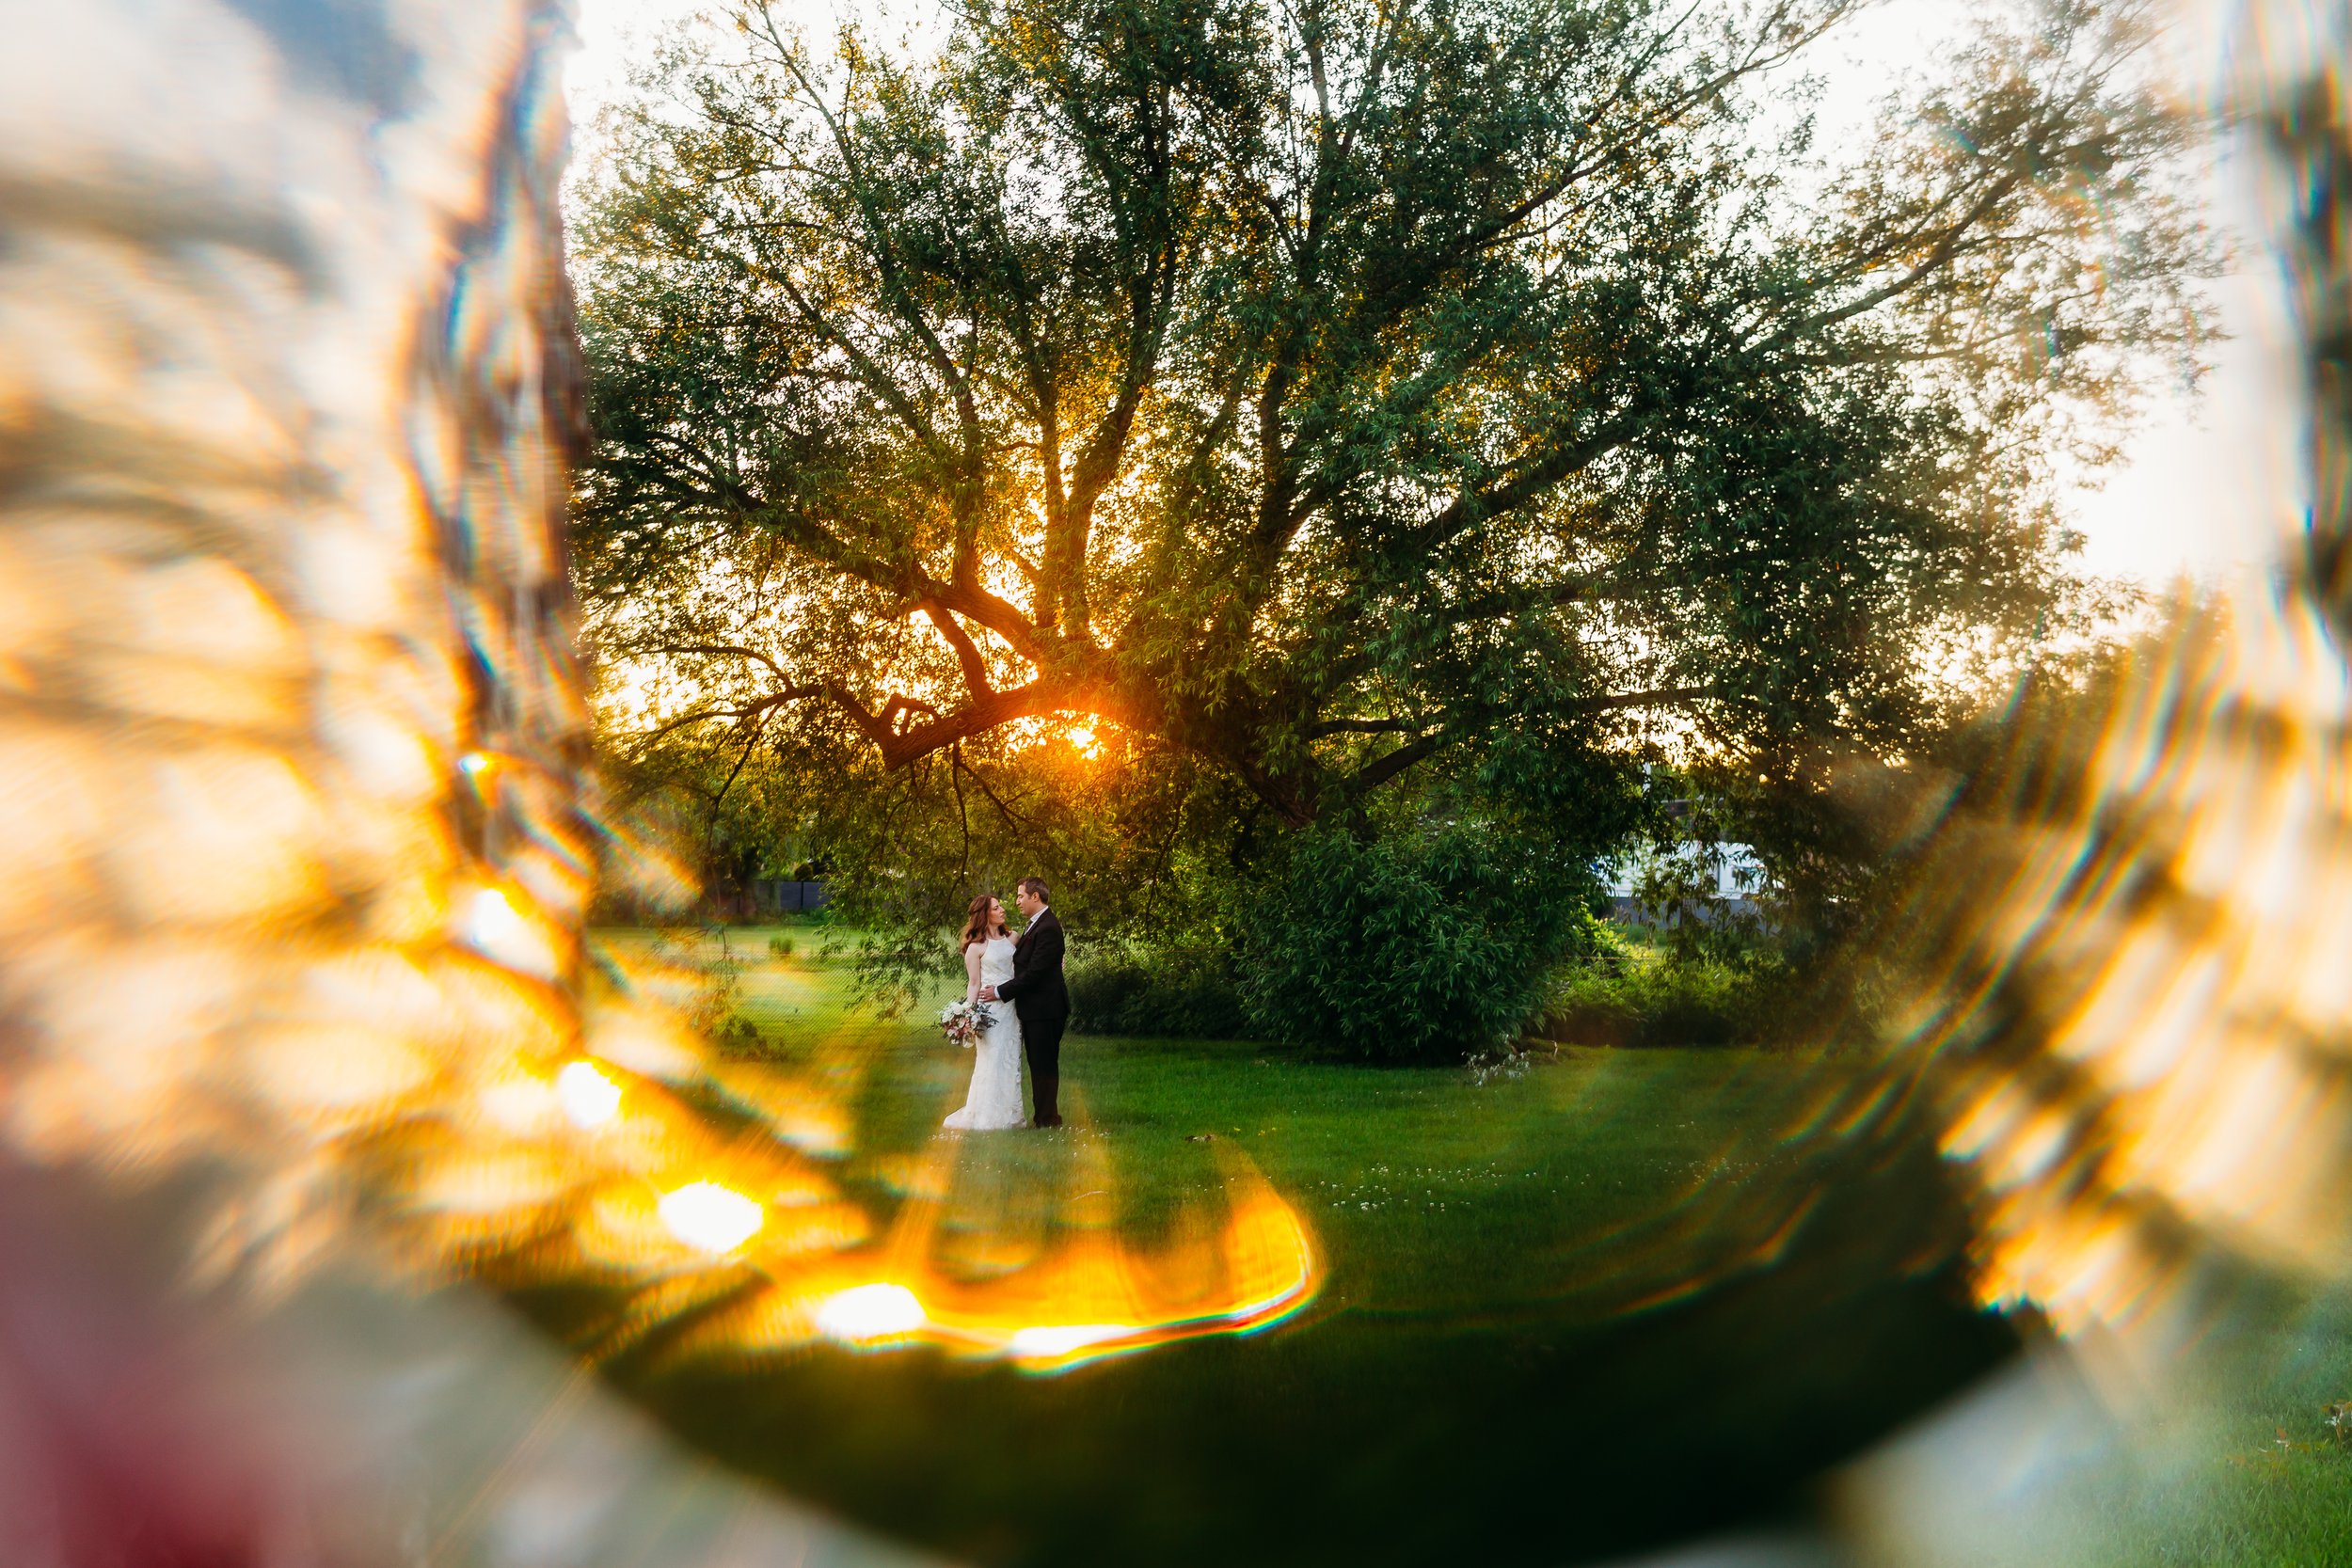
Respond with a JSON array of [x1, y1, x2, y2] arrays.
[[1240, 822, 1597, 1063], [711, 1012, 765, 1053]]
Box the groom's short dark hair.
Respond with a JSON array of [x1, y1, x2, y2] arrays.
[[1018, 876, 1049, 904]]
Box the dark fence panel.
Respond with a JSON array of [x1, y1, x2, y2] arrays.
[[749, 880, 829, 914]]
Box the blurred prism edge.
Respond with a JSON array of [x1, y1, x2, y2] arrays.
[[6, 1, 2352, 1567], [0, 1156, 930, 1568], [0, 0, 878, 1560]]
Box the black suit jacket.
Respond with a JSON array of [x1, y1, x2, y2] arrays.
[[995, 908, 1069, 1023]]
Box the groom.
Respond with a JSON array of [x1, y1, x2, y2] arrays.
[[980, 876, 1068, 1128]]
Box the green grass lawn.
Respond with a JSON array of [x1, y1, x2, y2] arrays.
[[548, 927, 2352, 1568], [1844, 1282, 2352, 1568], [2030, 1287, 2352, 1568]]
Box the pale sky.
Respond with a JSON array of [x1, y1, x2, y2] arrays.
[[565, 0, 2308, 593]]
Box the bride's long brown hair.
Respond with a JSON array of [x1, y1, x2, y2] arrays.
[[959, 895, 1006, 951]]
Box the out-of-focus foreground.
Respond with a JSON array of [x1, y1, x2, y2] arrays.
[[0, 2, 904, 1561]]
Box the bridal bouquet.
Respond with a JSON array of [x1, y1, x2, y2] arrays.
[[937, 998, 995, 1049]]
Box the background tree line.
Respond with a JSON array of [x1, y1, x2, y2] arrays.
[[572, 0, 2212, 1057]]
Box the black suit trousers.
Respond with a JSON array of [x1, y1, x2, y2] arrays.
[[1018, 999, 1066, 1122]]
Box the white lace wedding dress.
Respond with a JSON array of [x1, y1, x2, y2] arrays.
[[944, 936, 1026, 1131]]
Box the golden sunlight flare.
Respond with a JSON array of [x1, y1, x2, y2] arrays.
[[358, 932, 1331, 1377], [556, 1059, 625, 1130], [1886, 592, 2352, 1339], [817, 1282, 928, 1342], [660, 1180, 767, 1254], [647, 1137, 1323, 1376]]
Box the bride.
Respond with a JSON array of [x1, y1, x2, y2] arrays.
[[944, 895, 1026, 1131]]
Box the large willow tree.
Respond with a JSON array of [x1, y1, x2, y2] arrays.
[[574, 0, 2207, 978]]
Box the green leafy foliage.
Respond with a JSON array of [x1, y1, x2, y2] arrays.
[[1239, 822, 1597, 1060], [1067, 942, 1251, 1039], [570, 0, 2215, 984], [1535, 941, 1783, 1049]]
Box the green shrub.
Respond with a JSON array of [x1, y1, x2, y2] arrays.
[[768, 934, 796, 959], [712, 1012, 765, 1053], [1068, 943, 1250, 1040], [1239, 823, 1594, 1063], [1533, 942, 1777, 1048]]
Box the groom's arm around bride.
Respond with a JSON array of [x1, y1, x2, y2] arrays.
[[990, 917, 1062, 1004]]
